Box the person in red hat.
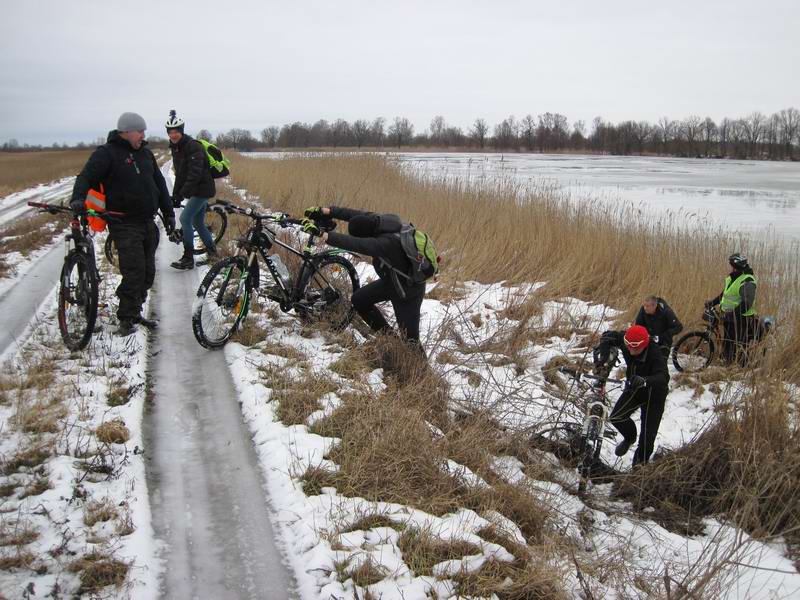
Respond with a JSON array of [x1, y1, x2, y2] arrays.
[[593, 324, 670, 466]]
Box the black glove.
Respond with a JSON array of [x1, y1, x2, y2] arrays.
[[629, 375, 647, 389], [592, 348, 608, 368], [704, 299, 714, 309], [166, 216, 176, 233], [303, 206, 324, 220], [301, 218, 321, 236], [69, 199, 85, 214], [172, 195, 182, 208]]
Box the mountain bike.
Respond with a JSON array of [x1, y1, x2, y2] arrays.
[[27, 202, 123, 351], [192, 200, 360, 349], [103, 202, 227, 267], [671, 306, 775, 373], [535, 354, 624, 493]]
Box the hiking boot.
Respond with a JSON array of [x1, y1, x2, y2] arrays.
[[115, 320, 136, 337], [171, 249, 194, 270], [132, 315, 159, 330], [615, 438, 635, 457]]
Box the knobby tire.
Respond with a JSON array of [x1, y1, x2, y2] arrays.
[[672, 331, 714, 373], [192, 256, 250, 348], [299, 254, 359, 330], [57, 253, 98, 351]]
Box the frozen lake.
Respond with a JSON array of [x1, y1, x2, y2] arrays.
[[391, 153, 800, 243], [247, 151, 800, 243]]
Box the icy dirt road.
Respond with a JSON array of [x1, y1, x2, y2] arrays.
[[0, 242, 63, 361], [144, 240, 297, 599]]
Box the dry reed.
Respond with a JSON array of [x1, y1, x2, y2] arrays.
[[0, 150, 90, 196]]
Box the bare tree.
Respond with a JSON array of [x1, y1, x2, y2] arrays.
[[680, 115, 704, 157], [371, 117, 386, 147], [631, 121, 653, 155], [429, 115, 447, 146], [571, 120, 586, 150], [388, 117, 414, 148], [330, 119, 351, 148], [260, 127, 279, 147], [469, 118, 488, 149], [741, 111, 766, 158], [657, 117, 674, 154], [701, 117, 718, 157], [779, 107, 800, 159], [352, 119, 370, 148], [520, 115, 536, 151], [494, 115, 518, 150], [197, 129, 213, 141]]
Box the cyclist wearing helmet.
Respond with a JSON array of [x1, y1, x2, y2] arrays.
[[165, 110, 217, 270], [705, 253, 757, 364], [593, 324, 670, 466]]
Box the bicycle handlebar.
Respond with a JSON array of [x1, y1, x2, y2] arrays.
[[213, 200, 334, 232], [558, 366, 625, 386], [27, 201, 126, 222]]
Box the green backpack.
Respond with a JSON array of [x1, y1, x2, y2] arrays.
[[197, 138, 231, 179], [376, 213, 440, 297]]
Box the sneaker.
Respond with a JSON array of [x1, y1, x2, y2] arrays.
[[171, 254, 194, 270], [132, 315, 158, 330], [615, 438, 635, 457], [115, 320, 136, 336]]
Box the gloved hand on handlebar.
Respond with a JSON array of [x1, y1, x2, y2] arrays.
[[172, 194, 182, 209], [592, 348, 608, 368], [629, 375, 647, 389], [69, 199, 85, 214], [301, 218, 321, 236], [166, 215, 176, 233], [303, 206, 324, 220]]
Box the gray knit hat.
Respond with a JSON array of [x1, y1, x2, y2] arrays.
[[117, 112, 147, 132]]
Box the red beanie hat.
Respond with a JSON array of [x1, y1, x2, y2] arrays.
[[624, 325, 650, 349]]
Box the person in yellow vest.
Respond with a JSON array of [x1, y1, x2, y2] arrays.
[[705, 253, 757, 365]]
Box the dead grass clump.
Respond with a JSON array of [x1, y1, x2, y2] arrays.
[[17, 401, 67, 434], [84, 499, 119, 527], [2, 443, 52, 475], [397, 527, 481, 576], [95, 419, 130, 444], [613, 383, 800, 546], [338, 514, 398, 534], [0, 550, 36, 570], [329, 346, 372, 380], [0, 524, 39, 547], [0, 483, 17, 498], [299, 466, 339, 496], [451, 557, 567, 600], [260, 341, 307, 362], [471, 482, 552, 545], [232, 317, 269, 346], [69, 550, 129, 594], [335, 557, 387, 588], [542, 355, 586, 391], [274, 372, 337, 425], [107, 385, 130, 407], [19, 476, 51, 500]]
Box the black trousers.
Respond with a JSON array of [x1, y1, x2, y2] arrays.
[[109, 221, 159, 321], [609, 385, 668, 465], [722, 314, 756, 365], [351, 278, 424, 344]]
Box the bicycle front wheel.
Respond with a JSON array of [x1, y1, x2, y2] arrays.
[[104, 235, 118, 270], [58, 254, 99, 351], [300, 255, 359, 329], [672, 331, 714, 373], [192, 256, 251, 348], [193, 206, 228, 255]]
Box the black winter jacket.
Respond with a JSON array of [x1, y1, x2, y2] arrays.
[[595, 331, 669, 390], [170, 134, 216, 200], [634, 297, 683, 347], [71, 131, 173, 223], [326, 206, 424, 295]]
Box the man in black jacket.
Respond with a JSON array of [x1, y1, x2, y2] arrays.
[[165, 111, 217, 270], [302, 206, 426, 351], [70, 112, 174, 336], [634, 295, 683, 357], [593, 324, 670, 466]]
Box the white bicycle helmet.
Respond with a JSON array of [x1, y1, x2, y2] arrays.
[[165, 109, 185, 130]]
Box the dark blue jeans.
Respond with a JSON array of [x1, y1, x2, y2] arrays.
[[180, 196, 214, 250]]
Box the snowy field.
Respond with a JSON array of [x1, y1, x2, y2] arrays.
[[1, 171, 799, 599]]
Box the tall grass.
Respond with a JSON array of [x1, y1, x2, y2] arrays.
[[0, 150, 90, 196], [230, 152, 800, 573]]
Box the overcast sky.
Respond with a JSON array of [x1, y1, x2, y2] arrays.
[[2, 0, 799, 145]]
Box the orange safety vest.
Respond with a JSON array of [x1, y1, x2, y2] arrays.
[[84, 184, 106, 232]]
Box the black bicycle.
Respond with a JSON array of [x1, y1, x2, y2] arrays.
[[671, 306, 775, 373], [28, 202, 123, 351], [536, 353, 623, 493], [192, 200, 360, 349], [103, 202, 228, 267]]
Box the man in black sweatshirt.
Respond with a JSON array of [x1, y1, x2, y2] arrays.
[[70, 112, 174, 336], [634, 295, 683, 357], [302, 206, 426, 351], [593, 324, 670, 466]]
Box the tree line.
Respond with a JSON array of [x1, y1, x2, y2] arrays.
[[3, 108, 799, 160]]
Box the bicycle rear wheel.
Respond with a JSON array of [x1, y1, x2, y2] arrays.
[[672, 331, 714, 373], [299, 254, 359, 329], [192, 256, 250, 348], [193, 206, 228, 255], [57, 254, 99, 351]]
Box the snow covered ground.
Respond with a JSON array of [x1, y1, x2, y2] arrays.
[[1, 172, 799, 599]]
